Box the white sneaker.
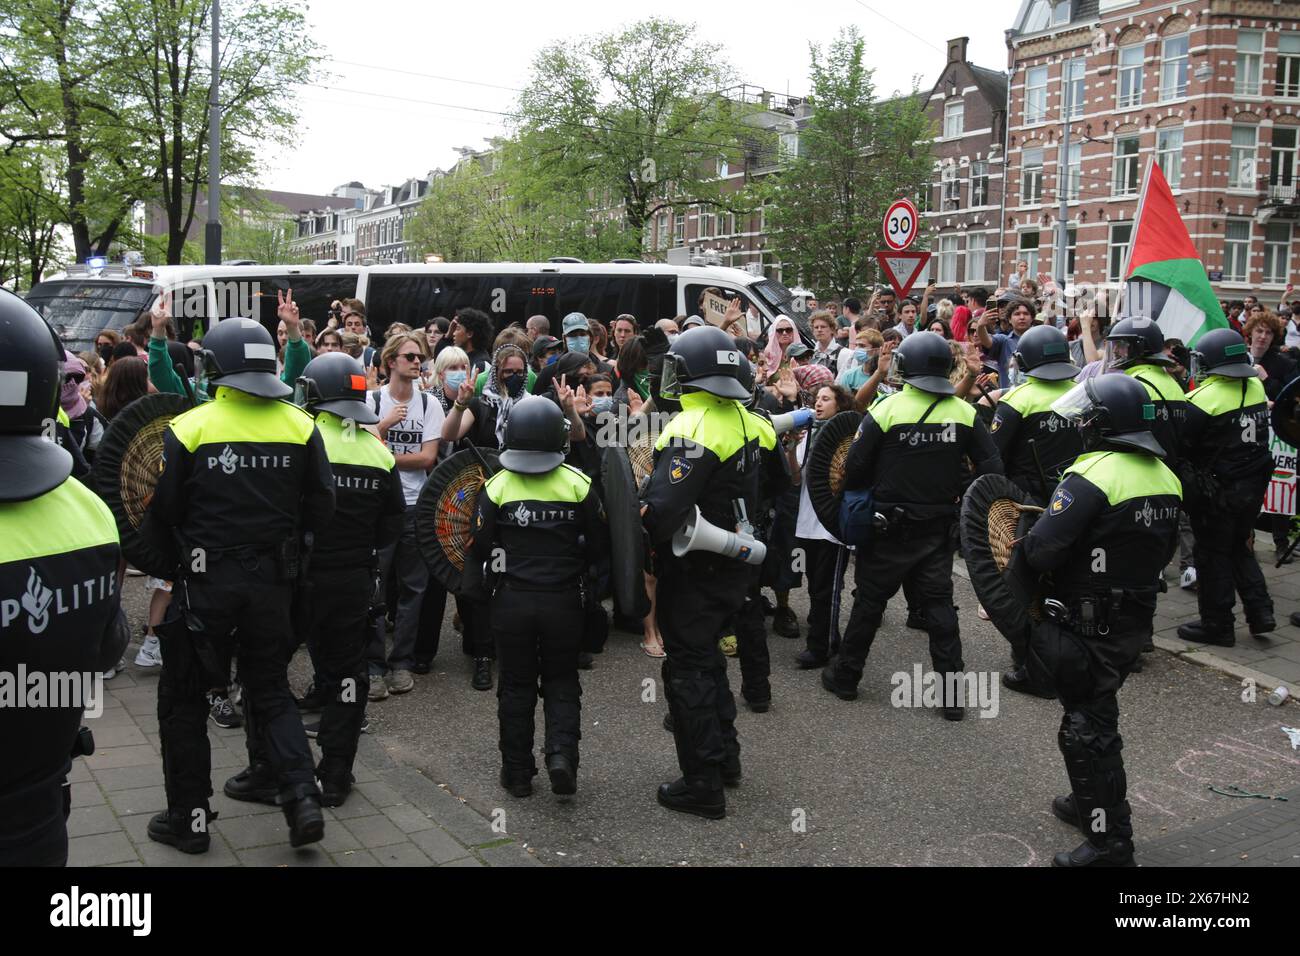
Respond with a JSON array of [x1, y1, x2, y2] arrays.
[[134, 635, 163, 667], [1180, 567, 1198, 590]]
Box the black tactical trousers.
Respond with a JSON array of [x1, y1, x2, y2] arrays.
[[1191, 495, 1273, 630], [455, 594, 493, 658], [1053, 608, 1150, 846], [799, 537, 845, 659], [301, 568, 370, 780], [657, 553, 748, 788], [157, 555, 317, 816], [491, 584, 583, 775], [731, 567, 771, 705], [414, 577, 448, 666], [829, 524, 963, 686]]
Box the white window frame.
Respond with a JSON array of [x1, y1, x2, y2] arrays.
[[941, 165, 962, 210], [1108, 222, 1133, 283], [1065, 225, 1078, 282], [1019, 230, 1041, 278], [1117, 43, 1144, 109], [1224, 220, 1251, 283], [1156, 127, 1184, 190], [943, 100, 965, 138], [1229, 125, 1258, 189], [1022, 147, 1044, 205], [1026, 66, 1049, 125], [1236, 30, 1264, 97], [971, 160, 989, 207], [1264, 222, 1292, 285], [1160, 33, 1189, 102], [1113, 135, 1140, 196], [1063, 58, 1085, 121], [1065, 142, 1081, 201], [965, 232, 987, 282], [937, 235, 959, 284], [1278, 34, 1300, 98]]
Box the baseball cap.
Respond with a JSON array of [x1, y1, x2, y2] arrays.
[[785, 341, 813, 359], [531, 335, 561, 359], [682, 315, 706, 329], [561, 312, 589, 336]]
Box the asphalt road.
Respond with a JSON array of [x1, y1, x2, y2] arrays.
[[121, 566, 1300, 866]]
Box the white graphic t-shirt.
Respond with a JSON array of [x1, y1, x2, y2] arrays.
[[372, 385, 444, 506]]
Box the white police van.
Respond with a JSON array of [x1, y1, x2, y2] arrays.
[[29, 258, 805, 351]]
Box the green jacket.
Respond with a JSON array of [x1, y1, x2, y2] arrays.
[[148, 335, 311, 403]]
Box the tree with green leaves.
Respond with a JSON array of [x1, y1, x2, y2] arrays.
[[762, 27, 934, 299], [513, 17, 763, 259], [0, 146, 68, 288]]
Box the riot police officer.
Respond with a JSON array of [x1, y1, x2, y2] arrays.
[[224, 352, 405, 808], [1176, 329, 1274, 645], [642, 325, 776, 819], [822, 331, 1002, 717], [1104, 317, 1186, 468], [147, 318, 335, 852], [463, 397, 607, 797], [0, 291, 125, 866], [1016, 374, 1181, 866], [990, 324, 1083, 697]]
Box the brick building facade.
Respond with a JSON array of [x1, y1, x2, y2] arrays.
[[1004, 0, 1300, 301]]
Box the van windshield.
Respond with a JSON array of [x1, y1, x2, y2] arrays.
[[750, 278, 798, 318], [26, 280, 157, 352]]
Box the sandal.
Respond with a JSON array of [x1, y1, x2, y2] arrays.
[[640, 639, 666, 658]]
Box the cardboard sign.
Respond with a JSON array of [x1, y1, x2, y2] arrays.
[[1264, 429, 1297, 517], [702, 291, 732, 328]]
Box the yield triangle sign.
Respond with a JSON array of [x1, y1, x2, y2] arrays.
[[875, 250, 931, 299]]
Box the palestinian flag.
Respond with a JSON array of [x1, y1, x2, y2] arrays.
[[1121, 159, 1228, 347]]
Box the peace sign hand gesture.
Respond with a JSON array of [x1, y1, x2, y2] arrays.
[[150, 292, 173, 338], [277, 288, 301, 339]]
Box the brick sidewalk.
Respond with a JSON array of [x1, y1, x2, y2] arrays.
[[1140, 786, 1300, 866], [68, 665, 539, 867]]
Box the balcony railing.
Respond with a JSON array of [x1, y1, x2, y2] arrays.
[[1269, 183, 1297, 203]]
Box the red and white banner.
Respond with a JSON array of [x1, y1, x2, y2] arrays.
[[1264, 430, 1297, 516]]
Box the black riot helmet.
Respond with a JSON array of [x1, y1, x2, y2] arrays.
[[297, 352, 378, 424], [1105, 316, 1174, 370], [1051, 373, 1165, 457], [499, 396, 569, 475], [660, 325, 751, 401], [892, 330, 956, 395], [0, 289, 73, 501], [1190, 328, 1255, 380], [199, 318, 292, 399], [1013, 324, 1077, 382]]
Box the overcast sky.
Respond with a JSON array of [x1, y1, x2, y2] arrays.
[[267, 0, 1011, 195]]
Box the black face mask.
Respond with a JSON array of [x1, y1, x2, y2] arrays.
[[503, 372, 525, 397], [98, 344, 114, 364]]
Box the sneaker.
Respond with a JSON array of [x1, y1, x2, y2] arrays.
[[368, 675, 389, 701], [718, 635, 738, 657], [1180, 567, 1198, 590], [100, 668, 116, 681], [134, 635, 162, 667], [386, 669, 415, 694], [208, 693, 242, 729], [302, 716, 370, 738]]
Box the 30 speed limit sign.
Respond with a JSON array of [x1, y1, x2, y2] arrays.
[[883, 199, 919, 252]]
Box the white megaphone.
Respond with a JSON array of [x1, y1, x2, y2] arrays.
[[672, 506, 767, 566], [769, 408, 815, 435]]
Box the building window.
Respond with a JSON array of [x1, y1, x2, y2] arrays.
[[971, 161, 989, 206], [717, 156, 729, 178], [1160, 34, 1188, 101], [1236, 30, 1264, 97], [1279, 34, 1300, 98], [1065, 225, 1077, 281], [938, 235, 959, 284], [1065, 142, 1081, 201], [674, 214, 685, 246], [780, 133, 800, 160], [1229, 125, 1258, 188], [1113, 134, 1140, 196], [698, 209, 714, 238], [1265, 222, 1292, 284], [1019, 231, 1040, 277], [1026, 66, 1049, 124], [1063, 58, 1085, 120], [1108, 223, 1133, 283], [1022, 147, 1044, 204], [657, 213, 669, 250], [1272, 128, 1298, 200], [1117, 43, 1144, 109], [1156, 127, 1184, 189], [943, 100, 965, 138], [966, 232, 986, 281], [1225, 220, 1251, 282], [941, 165, 962, 210]]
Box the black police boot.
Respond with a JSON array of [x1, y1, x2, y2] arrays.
[[472, 657, 493, 691], [722, 752, 742, 787], [662, 709, 674, 733], [147, 809, 212, 854], [744, 696, 771, 714], [820, 665, 858, 701], [500, 768, 534, 798], [656, 777, 726, 820], [576, 652, 594, 671], [546, 753, 577, 796], [1290, 611, 1300, 629], [905, 608, 926, 631], [1248, 613, 1277, 637], [1052, 794, 1085, 831], [316, 763, 354, 808], [283, 795, 325, 848], [795, 649, 827, 670], [223, 763, 278, 805], [772, 606, 799, 639], [1001, 665, 1056, 699], [411, 659, 433, 675], [1177, 620, 1236, 647]]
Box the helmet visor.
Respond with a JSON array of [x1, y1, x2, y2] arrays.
[[1103, 338, 1133, 372], [1191, 345, 1252, 382], [659, 354, 683, 400], [1049, 381, 1097, 424]]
